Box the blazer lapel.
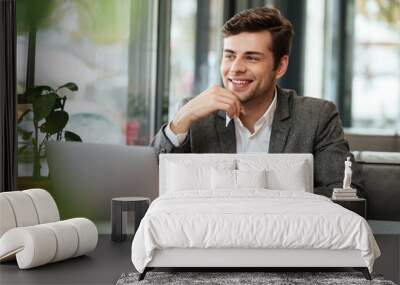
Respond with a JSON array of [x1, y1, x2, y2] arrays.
[[269, 87, 292, 153], [215, 111, 236, 153]]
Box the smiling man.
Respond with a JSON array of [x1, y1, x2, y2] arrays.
[[152, 7, 364, 197]]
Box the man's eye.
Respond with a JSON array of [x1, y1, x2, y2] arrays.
[[247, 56, 259, 61], [224, 54, 234, 60]]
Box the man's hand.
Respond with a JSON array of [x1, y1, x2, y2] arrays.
[[171, 85, 243, 134]]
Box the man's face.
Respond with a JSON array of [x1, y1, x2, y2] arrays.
[[220, 31, 279, 103]]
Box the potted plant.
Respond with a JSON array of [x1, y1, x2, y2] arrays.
[[17, 82, 82, 182]]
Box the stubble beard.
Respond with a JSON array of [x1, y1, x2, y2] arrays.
[[241, 74, 276, 108]]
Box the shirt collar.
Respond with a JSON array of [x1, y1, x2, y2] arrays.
[[226, 87, 277, 128]]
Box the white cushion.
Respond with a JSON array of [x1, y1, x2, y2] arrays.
[[42, 221, 79, 262], [236, 169, 267, 188], [0, 226, 57, 269], [0, 189, 97, 269], [167, 162, 210, 191], [211, 169, 267, 190], [166, 159, 235, 191], [0, 189, 60, 237], [0, 196, 16, 237], [0, 191, 39, 227], [211, 168, 236, 190], [0, 218, 98, 269], [23, 189, 60, 223], [238, 159, 308, 191], [66, 218, 98, 257], [267, 165, 307, 192]]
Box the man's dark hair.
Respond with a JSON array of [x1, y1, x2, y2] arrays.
[[222, 7, 294, 70]]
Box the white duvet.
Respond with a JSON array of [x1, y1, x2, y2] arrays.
[[131, 190, 380, 273]]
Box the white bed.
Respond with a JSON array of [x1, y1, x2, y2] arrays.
[[131, 154, 380, 280]]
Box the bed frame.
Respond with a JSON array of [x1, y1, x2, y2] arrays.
[[139, 154, 372, 281], [139, 248, 371, 280]]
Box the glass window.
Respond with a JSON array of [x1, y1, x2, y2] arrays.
[[352, 0, 400, 131], [303, 0, 325, 99], [207, 0, 225, 88], [168, 0, 224, 121], [168, 0, 197, 120], [17, 0, 158, 177]]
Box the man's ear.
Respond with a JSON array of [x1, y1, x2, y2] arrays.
[[275, 55, 289, 80]]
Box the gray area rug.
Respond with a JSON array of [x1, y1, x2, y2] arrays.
[[116, 272, 396, 285]]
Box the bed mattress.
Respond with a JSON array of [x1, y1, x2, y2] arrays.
[[131, 190, 380, 273]]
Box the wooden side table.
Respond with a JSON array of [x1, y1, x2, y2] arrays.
[[111, 197, 150, 242], [332, 198, 367, 218]]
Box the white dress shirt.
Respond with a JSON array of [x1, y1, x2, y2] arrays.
[[165, 89, 277, 153]]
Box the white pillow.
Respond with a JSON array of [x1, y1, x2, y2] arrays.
[[211, 168, 267, 190], [166, 159, 235, 191], [236, 169, 267, 188], [266, 167, 307, 191], [237, 159, 308, 191], [211, 168, 236, 190]]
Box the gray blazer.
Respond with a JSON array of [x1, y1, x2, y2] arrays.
[[152, 86, 365, 197]]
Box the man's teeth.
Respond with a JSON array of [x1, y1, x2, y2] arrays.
[[232, 80, 250, 85]]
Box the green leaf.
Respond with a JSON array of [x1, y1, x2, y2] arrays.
[[17, 109, 32, 124], [32, 85, 52, 93], [19, 86, 53, 105], [54, 97, 63, 109], [33, 93, 57, 121], [40, 111, 69, 135], [22, 130, 33, 140], [18, 144, 29, 154], [58, 82, 78, 92], [64, 131, 82, 142]]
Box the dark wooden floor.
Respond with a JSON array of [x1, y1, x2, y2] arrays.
[[0, 235, 133, 285], [1, 234, 398, 284]]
